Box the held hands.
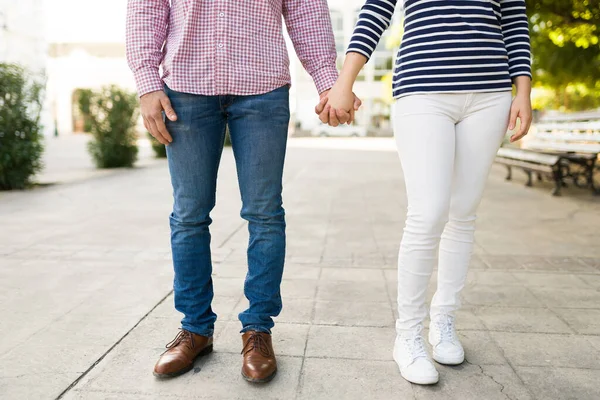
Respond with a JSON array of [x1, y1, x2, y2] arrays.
[[141, 90, 178, 145], [315, 82, 362, 127]]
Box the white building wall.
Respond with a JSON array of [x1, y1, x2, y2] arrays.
[[43, 0, 131, 136], [0, 0, 46, 72], [0, 0, 53, 135], [46, 51, 135, 136]]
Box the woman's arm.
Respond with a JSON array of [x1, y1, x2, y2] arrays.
[[500, 0, 532, 82], [501, 0, 533, 142], [317, 0, 398, 126], [347, 0, 398, 61], [509, 76, 532, 143]]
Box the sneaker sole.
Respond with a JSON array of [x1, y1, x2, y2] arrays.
[[153, 344, 214, 379], [400, 369, 439, 385], [241, 368, 277, 384], [394, 354, 439, 385], [432, 351, 465, 366]]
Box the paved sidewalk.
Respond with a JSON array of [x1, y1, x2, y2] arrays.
[[37, 134, 164, 186], [1, 138, 599, 400]]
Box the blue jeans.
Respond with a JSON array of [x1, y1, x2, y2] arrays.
[[164, 85, 289, 337]]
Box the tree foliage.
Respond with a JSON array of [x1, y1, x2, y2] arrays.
[[529, 0, 600, 88]]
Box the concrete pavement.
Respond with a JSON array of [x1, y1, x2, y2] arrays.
[[1, 136, 599, 400]]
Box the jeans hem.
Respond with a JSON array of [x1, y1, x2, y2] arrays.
[[240, 326, 272, 334], [181, 324, 214, 337]]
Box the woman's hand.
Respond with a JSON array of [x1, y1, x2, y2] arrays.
[[509, 76, 533, 143]]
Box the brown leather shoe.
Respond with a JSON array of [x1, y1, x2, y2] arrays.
[[153, 329, 213, 378], [241, 331, 277, 383]]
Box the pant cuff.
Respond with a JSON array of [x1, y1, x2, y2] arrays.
[[240, 325, 272, 334], [181, 324, 214, 338]]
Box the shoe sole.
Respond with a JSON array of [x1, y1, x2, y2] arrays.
[[432, 351, 465, 366], [241, 368, 277, 384], [400, 370, 439, 385], [153, 344, 214, 379], [394, 354, 439, 385]]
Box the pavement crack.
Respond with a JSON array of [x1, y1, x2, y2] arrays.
[[465, 359, 512, 400]]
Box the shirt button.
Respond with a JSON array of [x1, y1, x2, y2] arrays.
[[218, 12, 224, 17], [218, 43, 224, 48]]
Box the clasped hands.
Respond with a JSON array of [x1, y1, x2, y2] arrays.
[[315, 82, 362, 127]]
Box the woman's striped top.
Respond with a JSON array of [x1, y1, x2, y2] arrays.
[[347, 0, 532, 98]]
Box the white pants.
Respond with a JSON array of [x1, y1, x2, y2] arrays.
[[393, 92, 512, 332]]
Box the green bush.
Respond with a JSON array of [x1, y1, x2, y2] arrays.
[[148, 132, 167, 158], [0, 63, 45, 190], [76, 88, 94, 132], [82, 85, 139, 168]]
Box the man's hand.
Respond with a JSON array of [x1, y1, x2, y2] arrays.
[[315, 89, 362, 126], [140, 90, 178, 145]]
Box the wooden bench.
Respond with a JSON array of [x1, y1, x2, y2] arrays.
[[496, 111, 600, 196], [496, 148, 563, 195]]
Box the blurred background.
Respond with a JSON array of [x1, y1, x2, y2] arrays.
[[2, 3, 600, 399], [0, 0, 599, 187], [1, 0, 599, 136]]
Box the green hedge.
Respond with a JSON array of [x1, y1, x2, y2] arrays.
[[148, 132, 167, 158], [79, 85, 139, 168], [0, 63, 45, 190]]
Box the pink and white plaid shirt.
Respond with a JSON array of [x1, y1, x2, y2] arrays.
[[126, 0, 339, 97]]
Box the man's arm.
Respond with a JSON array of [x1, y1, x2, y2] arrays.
[[316, 0, 397, 126], [126, 0, 170, 97], [126, 0, 176, 145], [282, 0, 339, 95]]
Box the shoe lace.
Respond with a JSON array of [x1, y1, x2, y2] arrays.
[[241, 332, 272, 358], [165, 329, 195, 351], [404, 325, 428, 359], [435, 314, 456, 343]]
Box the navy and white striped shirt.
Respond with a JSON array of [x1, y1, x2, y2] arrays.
[[347, 0, 532, 98]]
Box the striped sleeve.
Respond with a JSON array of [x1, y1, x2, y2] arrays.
[[500, 0, 532, 80], [346, 0, 398, 61]]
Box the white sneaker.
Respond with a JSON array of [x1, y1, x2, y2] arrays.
[[393, 325, 439, 385], [429, 314, 465, 365]]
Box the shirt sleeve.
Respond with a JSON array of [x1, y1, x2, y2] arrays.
[[347, 0, 398, 61], [500, 0, 532, 81], [283, 0, 339, 94], [125, 0, 170, 97]]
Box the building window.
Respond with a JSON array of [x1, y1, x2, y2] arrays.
[[331, 10, 345, 53], [331, 10, 344, 32], [373, 52, 395, 81]]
